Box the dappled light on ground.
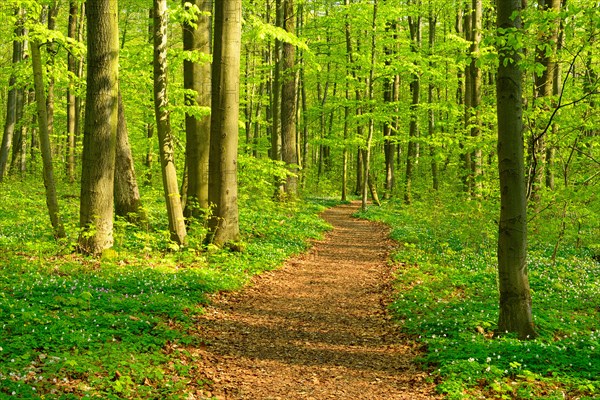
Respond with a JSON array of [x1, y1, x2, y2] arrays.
[[191, 202, 439, 399]]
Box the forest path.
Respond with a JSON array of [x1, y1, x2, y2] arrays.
[[191, 202, 439, 399]]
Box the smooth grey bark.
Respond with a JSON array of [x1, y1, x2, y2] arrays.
[[153, 0, 187, 245], [529, 0, 561, 202], [496, 0, 536, 339], [66, 0, 78, 183], [0, 8, 26, 180], [404, 8, 422, 205], [79, 0, 119, 254], [361, 0, 378, 212], [45, 1, 59, 157], [428, 11, 439, 191], [31, 40, 65, 239], [114, 92, 146, 224], [281, 0, 298, 198], [469, 0, 483, 197], [270, 0, 283, 165], [207, 0, 242, 247], [183, 0, 212, 219]]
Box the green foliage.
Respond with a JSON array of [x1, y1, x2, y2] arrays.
[[0, 176, 332, 398], [359, 196, 600, 399]]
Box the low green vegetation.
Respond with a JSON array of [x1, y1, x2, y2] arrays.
[[0, 169, 333, 399], [359, 194, 600, 400]]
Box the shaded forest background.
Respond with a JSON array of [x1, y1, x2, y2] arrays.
[[0, 0, 599, 398]]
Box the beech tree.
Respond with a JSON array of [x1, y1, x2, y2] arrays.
[[153, 0, 187, 245], [79, 0, 119, 254], [496, 0, 536, 339], [207, 0, 242, 246], [31, 37, 65, 239], [281, 0, 298, 197], [183, 0, 212, 219], [114, 92, 146, 224]]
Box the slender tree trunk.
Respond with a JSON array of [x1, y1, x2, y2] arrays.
[[383, 20, 397, 199], [153, 0, 187, 245], [114, 92, 147, 223], [46, 2, 59, 154], [404, 9, 422, 205], [547, 0, 565, 190], [496, 0, 536, 339], [0, 8, 25, 181], [456, 7, 470, 192], [281, 0, 298, 197], [470, 0, 483, 197], [529, 0, 561, 202], [207, 0, 242, 247], [428, 11, 439, 191], [66, 1, 78, 183], [271, 0, 283, 164], [183, 0, 212, 219], [362, 0, 378, 211], [79, 0, 119, 254], [31, 40, 66, 239]]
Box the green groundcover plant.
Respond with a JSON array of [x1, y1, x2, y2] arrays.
[[359, 195, 599, 400], [0, 174, 335, 399]]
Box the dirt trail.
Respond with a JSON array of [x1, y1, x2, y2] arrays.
[[192, 202, 440, 399]]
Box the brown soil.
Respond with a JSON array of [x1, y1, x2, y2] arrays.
[[191, 202, 440, 399]]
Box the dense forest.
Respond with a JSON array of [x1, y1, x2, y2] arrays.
[[0, 0, 598, 398]]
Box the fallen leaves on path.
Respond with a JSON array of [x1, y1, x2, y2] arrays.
[[191, 202, 441, 399]]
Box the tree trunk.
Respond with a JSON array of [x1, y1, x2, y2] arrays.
[[281, 0, 298, 198], [404, 10, 422, 205], [529, 0, 561, 202], [470, 0, 483, 197], [114, 92, 147, 224], [271, 0, 283, 164], [547, 0, 565, 190], [31, 40, 65, 239], [207, 0, 242, 247], [362, 0, 378, 212], [66, 1, 78, 183], [183, 0, 212, 219], [0, 7, 25, 181], [428, 11, 439, 191], [79, 0, 119, 254], [496, 0, 536, 339], [153, 0, 187, 245]]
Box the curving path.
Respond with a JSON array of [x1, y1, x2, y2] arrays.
[[191, 202, 440, 399]]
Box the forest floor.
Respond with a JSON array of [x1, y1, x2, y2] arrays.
[[189, 202, 440, 399]]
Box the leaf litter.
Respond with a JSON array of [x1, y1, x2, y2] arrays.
[[190, 202, 441, 399]]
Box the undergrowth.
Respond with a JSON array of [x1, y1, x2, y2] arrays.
[[359, 194, 600, 400], [0, 168, 334, 399]]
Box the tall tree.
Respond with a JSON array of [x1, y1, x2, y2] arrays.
[[270, 0, 283, 165], [114, 92, 146, 224], [281, 0, 298, 197], [362, 0, 378, 211], [31, 38, 65, 239], [207, 0, 242, 246], [528, 0, 561, 203], [404, 1, 422, 204], [66, 0, 79, 183], [428, 7, 439, 191], [183, 0, 212, 219], [153, 0, 187, 245], [496, 0, 536, 339], [79, 0, 119, 254], [0, 7, 26, 180], [469, 0, 483, 197], [44, 1, 59, 157]]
